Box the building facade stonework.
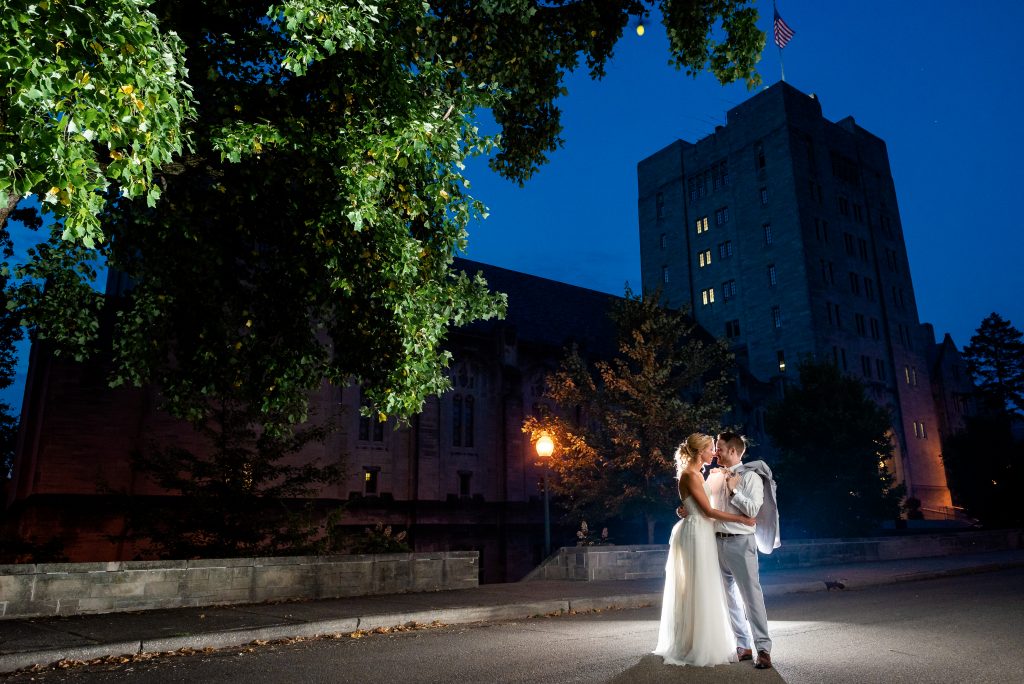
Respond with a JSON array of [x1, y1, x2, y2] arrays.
[[5, 260, 621, 583], [638, 82, 954, 516]]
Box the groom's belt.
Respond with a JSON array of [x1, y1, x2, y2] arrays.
[[715, 532, 745, 538]]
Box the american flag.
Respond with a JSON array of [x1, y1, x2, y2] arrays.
[[774, 9, 795, 49]]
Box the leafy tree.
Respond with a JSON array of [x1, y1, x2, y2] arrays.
[[765, 360, 904, 538], [118, 402, 343, 558], [4, 0, 765, 436], [1, 0, 196, 246], [524, 288, 732, 544], [941, 413, 1023, 528], [962, 313, 1024, 417]]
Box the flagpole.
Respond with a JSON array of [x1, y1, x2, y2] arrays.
[[779, 45, 786, 83]]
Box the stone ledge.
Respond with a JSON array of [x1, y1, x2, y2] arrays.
[[0, 551, 479, 620], [523, 529, 1023, 581]]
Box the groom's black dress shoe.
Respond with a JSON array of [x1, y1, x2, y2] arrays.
[[754, 650, 773, 669], [737, 648, 752, 661]]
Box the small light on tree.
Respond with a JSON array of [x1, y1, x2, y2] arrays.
[[636, 21, 645, 36]]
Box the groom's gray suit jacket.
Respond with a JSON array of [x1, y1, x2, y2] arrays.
[[734, 460, 781, 554]]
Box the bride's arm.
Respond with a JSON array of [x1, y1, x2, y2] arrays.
[[681, 473, 755, 526]]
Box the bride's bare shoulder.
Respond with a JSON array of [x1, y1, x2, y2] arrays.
[[679, 470, 702, 492]]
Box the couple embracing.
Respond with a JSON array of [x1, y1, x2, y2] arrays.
[[653, 431, 781, 670]]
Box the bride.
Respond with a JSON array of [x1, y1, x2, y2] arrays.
[[653, 433, 755, 666]]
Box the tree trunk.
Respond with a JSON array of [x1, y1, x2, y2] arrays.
[[1, 191, 19, 230]]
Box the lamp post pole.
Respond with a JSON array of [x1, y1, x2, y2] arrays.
[[543, 467, 550, 557], [535, 434, 555, 558]]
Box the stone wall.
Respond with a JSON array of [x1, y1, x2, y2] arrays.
[[524, 529, 1023, 581], [0, 551, 478, 619], [523, 545, 669, 581]]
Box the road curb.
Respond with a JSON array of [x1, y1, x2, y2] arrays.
[[0, 640, 142, 674], [140, 617, 361, 654], [568, 593, 660, 613]]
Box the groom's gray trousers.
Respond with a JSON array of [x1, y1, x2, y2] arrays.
[[717, 534, 772, 653]]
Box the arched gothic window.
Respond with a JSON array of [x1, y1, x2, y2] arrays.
[[450, 361, 478, 448]]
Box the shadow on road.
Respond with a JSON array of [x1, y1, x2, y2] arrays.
[[608, 654, 787, 683]]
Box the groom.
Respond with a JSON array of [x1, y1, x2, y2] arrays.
[[681, 431, 780, 669]]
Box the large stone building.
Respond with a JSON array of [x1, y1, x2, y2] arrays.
[[637, 82, 954, 516], [4, 260, 623, 582]]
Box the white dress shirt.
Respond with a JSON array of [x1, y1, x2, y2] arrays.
[[710, 464, 764, 535]]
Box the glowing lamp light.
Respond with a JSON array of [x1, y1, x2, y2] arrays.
[[536, 434, 555, 459], [636, 22, 645, 37]]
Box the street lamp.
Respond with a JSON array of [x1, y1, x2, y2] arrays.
[[535, 433, 555, 557]]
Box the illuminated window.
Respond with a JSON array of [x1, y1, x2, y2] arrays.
[[699, 249, 712, 267], [696, 216, 709, 234], [777, 350, 786, 373], [702, 288, 715, 306]]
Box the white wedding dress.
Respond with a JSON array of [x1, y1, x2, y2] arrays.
[[653, 481, 738, 666]]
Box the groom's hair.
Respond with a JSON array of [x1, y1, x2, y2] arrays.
[[717, 431, 747, 457]]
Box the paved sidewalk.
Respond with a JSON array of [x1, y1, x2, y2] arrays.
[[2, 548, 1023, 674]]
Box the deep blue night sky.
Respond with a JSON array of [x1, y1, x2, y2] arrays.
[[4, 0, 1023, 414], [463, 0, 1024, 350]]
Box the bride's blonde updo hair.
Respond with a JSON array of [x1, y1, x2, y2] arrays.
[[674, 433, 713, 477]]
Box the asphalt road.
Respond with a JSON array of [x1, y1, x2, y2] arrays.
[[5, 568, 1024, 684]]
